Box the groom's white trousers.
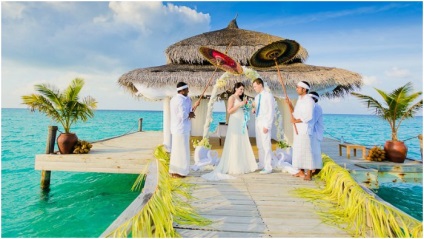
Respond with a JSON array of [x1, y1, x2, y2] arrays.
[[255, 121, 273, 171]]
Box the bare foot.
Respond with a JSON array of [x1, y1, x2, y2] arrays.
[[293, 172, 305, 177], [304, 170, 312, 181]]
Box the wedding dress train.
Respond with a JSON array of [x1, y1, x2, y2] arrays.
[[202, 100, 258, 181]]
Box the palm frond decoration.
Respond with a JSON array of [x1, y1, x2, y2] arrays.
[[105, 145, 211, 237], [293, 155, 423, 238]]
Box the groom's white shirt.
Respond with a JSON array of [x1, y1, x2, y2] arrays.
[[254, 90, 275, 129]]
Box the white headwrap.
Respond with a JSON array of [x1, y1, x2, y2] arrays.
[[309, 93, 319, 100], [297, 81, 310, 90], [176, 85, 189, 91]]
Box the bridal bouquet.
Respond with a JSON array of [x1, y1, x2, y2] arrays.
[[241, 98, 253, 134]]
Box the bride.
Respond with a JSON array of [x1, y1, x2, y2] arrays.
[[202, 82, 258, 181]]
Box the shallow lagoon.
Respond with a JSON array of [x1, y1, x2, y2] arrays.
[[2, 109, 422, 237]]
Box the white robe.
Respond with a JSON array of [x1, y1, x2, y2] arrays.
[[169, 94, 192, 176], [254, 90, 275, 171], [292, 94, 315, 170], [311, 103, 324, 169]]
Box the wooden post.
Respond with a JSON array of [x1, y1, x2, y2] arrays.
[[138, 118, 143, 132], [418, 134, 422, 160], [41, 126, 58, 190]]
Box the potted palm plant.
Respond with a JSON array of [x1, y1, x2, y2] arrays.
[[22, 78, 97, 154], [351, 82, 422, 163]]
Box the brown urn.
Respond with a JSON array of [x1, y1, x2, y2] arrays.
[[384, 140, 408, 163], [57, 133, 78, 154]]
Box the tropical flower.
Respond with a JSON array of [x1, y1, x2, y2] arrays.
[[192, 137, 212, 149], [242, 66, 260, 80]]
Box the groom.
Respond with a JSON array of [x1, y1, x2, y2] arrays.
[[252, 78, 275, 174]]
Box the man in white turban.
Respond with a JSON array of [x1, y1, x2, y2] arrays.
[[169, 82, 200, 178], [309, 91, 324, 175], [286, 81, 315, 181]]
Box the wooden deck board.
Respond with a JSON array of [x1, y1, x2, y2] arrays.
[[179, 170, 351, 237]]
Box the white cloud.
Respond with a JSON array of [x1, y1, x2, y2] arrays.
[[1, 2, 26, 19], [108, 2, 210, 36], [385, 67, 411, 78], [362, 75, 378, 86], [2, 2, 210, 69], [2, 1, 213, 111]]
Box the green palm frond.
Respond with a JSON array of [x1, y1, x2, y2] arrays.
[[64, 78, 84, 102], [351, 82, 422, 141], [108, 145, 211, 237], [21, 78, 97, 133], [293, 155, 423, 238], [350, 92, 386, 116]]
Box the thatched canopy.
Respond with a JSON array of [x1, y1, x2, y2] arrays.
[[165, 18, 308, 65], [118, 18, 363, 101], [118, 63, 362, 100]]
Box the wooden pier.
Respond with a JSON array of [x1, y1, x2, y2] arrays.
[[34, 131, 422, 237], [35, 131, 162, 174]]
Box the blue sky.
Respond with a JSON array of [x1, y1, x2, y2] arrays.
[[1, 1, 423, 114]]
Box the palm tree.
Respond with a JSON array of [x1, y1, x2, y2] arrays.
[[351, 82, 422, 142], [22, 78, 97, 133]]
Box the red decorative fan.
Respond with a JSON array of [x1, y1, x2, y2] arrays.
[[199, 46, 243, 75]]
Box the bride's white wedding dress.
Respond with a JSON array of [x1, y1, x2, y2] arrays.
[[202, 98, 258, 181]]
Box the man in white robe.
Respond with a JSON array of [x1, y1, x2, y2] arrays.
[[252, 78, 275, 174], [309, 91, 324, 172], [286, 81, 315, 181], [309, 91, 324, 174], [169, 82, 199, 178]]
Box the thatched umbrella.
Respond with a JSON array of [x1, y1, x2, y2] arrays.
[[165, 19, 308, 65], [119, 63, 361, 100], [118, 18, 362, 100]]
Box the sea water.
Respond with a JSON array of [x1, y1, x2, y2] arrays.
[[1, 109, 422, 237]]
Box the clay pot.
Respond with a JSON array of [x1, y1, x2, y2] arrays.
[[384, 140, 408, 163], [57, 133, 78, 154]]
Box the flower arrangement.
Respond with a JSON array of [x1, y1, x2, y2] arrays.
[[242, 66, 260, 80], [277, 140, 291, 149], [274, 103, 283, 141], [215, 72, 230, 88], [192, 137, 211, 149]]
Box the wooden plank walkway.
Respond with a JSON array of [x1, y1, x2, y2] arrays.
[[178, 172, 350, 237], [35, 132, 162, 174], [175, 136, 352, 238]]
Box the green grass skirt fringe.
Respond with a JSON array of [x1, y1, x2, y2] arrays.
[[105, 145, 211, 237], [293, 154, 422, 238]]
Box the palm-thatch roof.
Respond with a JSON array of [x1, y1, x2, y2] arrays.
[[118, 63, 362, 100], [165, 18, 308, 65], [118, 18, 362, 101]]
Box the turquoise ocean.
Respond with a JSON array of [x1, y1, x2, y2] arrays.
[[1, 108, 423, 237]]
